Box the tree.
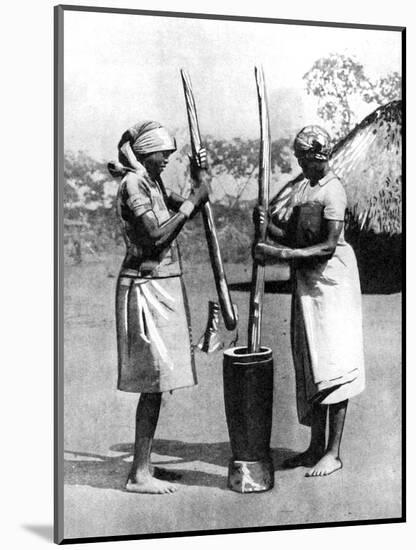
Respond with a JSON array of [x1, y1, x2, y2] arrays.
[[304, 54, 401, 141], [64, 150, 111, 210], [367, 72, 401, 106], [64, 151, 122, 252]]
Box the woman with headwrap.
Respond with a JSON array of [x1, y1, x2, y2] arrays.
[[111, 121, 210, 493], [254, 125, 365, 477]]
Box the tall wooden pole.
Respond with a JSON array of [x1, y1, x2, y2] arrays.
[[247, 66, 271, 353], [180, 69, 237, 330]]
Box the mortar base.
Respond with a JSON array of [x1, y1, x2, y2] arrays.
[[227, 457, 274, 493]]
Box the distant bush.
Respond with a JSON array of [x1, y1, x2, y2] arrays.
[[176, 203, 254, 264]]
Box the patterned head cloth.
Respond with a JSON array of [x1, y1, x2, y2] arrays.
[[294, 125, 331, 161], [127, 120, 177, 157]]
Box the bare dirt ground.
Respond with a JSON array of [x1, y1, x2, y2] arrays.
[[62, 255, 402, 540]]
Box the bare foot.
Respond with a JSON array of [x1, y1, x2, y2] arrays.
[[282, 449, 324, 469], [305, 454, 342, 477], [125, 472, 178, 494]]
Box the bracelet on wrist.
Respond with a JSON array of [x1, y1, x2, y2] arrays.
[[179, 200, 195, 219]]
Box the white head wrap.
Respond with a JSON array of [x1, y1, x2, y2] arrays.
[[129, 121, 176, 156]]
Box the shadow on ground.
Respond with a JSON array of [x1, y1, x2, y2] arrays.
[[64, 441, 298, 492], [230, 280, 292, 294]]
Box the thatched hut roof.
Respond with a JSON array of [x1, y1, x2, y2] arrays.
[[331, 100, 402, 234], [271, 100, 402, 235]]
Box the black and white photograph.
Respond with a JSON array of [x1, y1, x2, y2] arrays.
[[54, 4, 404, 543], [4, 1, 411, 548]]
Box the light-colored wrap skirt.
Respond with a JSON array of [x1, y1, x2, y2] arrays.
[[291, 242, 365, 426], [116, 275, 196, 393]]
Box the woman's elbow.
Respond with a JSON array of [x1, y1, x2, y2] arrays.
[[138, 231, 159, 248]]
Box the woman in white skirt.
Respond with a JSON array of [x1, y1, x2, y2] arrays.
[[111, 121, 210, 493], [254, 126, 365, 477]]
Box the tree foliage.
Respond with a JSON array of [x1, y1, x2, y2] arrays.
[[64, 151, 112, 210], [304, 54, 401, 141], [200, 136, 293, 178]]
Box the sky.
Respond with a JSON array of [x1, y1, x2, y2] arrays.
[[64, 10, 402, 162]]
